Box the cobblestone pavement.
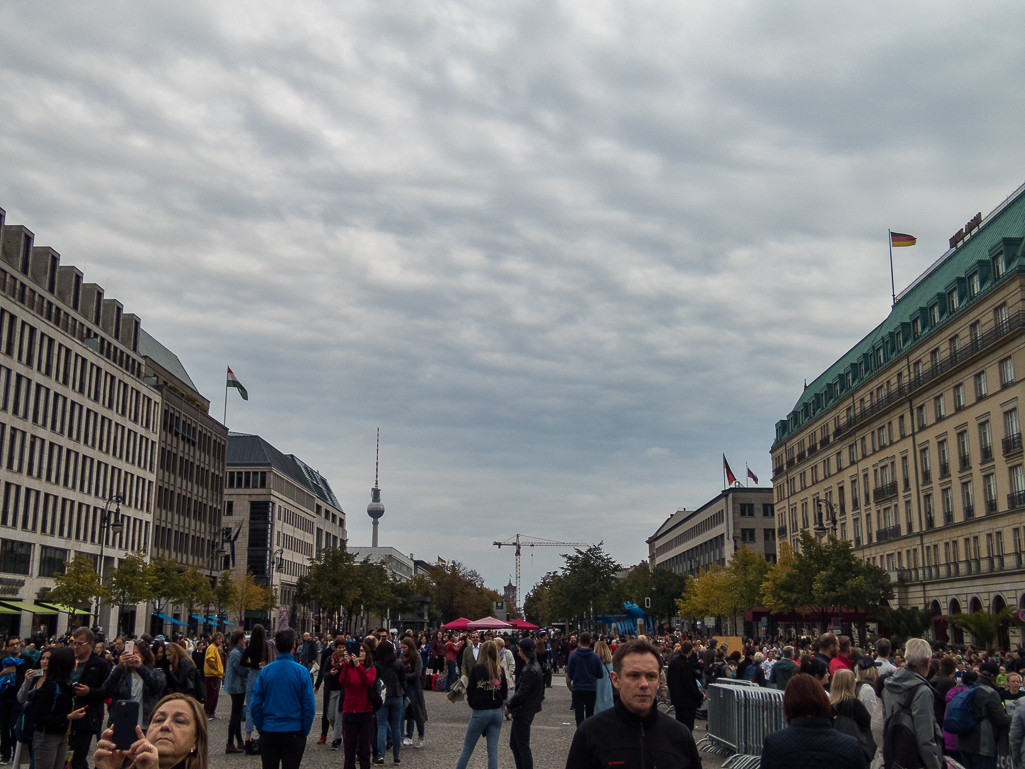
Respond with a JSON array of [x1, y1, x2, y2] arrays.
[[204, 673, 728, 769]]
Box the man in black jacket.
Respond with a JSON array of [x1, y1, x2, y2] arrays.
[[506, 638, 544, 769], [68, 627, 113, 769], [667, 640, 704, 730], [566, 638, 702, 769]]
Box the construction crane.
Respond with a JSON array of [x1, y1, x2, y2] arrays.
[[493, 534, 588, 616]]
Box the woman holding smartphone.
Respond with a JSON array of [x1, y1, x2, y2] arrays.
[[339, 642, 377, 769], [32, 647, 88, 769]]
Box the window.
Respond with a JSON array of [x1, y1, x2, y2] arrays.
[[917, 405, 928, 429], [953, 384, 965, 411], [994, 252, 1006, 279], [0, 539, 31, 575], [970, 321, 983, 349], [740, 503, 754, 517], [905, 500, 913, 532], [902, 455, 910, 490], [938, 440, 950, 477], [1005, 408, 1020, 440], [923, 494, 934, 526], [957, 430, 970, 469], [899, 414, 906, 438], [762, 504, 774, 517], [934, 395, 946, 421], [962, 481, 974, 519], [38, 545, 67, 578], [979, 421, 993, 461], [942, 488, 954, 523], [920, 447, 932, 483], [984, 473, 997, 513], [740, 528, 756, 544], [912, 317, 921, 340], [1000, 357, 1015, 387], [929, 305, 940, 326], [947, 288, 959, 312], [1011, 466, 1025, 495], [763, 529, 776, 542], [849, 443, 856, 464], [913, 360, 923, 380], [968, 272, 980, 297], [224, 501, 233, 516], [975, 371, 988, 399]]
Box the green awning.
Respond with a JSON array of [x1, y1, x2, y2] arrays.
[[0, 600, 43, 613], [36, 602, 90, 615], [0, 605, 18, 615]]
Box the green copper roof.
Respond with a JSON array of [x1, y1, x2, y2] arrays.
[[774, 180, 1025, 447]]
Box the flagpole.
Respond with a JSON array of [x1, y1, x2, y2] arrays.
[[224, 366, 228, 425], [889, 229, 896, 307]]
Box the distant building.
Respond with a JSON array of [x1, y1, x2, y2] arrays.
[[224, 433, 346, 632], [348, 547, 413, 582], [647, 488, 777, 576]]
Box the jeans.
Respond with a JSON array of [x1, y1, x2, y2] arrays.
[[376, 697, 403, 762], [228, 693, 245, 745], [573, 690, 596, 726], [244, 669, 258, 734], [32, 732, 68, 769], [455, 708, 503, 769], [509, 713, 534, 769], [342, 717, 373, 769], [258, 731, 305, 769], [403, 713, 424, 740], [446, 660, 458, 689]]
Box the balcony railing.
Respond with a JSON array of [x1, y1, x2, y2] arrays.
[[873, 482, 899, 503], [851, 499, 860, 512], [925, 514, 935, 530], [853, 536, 862, 548], [981, 445, 994, 463], [876, 524, 902, 543], [986, 499, 998, 514], [922, 468, 932, 484], [1008, 491, 1025, 510], [943, 510, 955, 525], [777, 525, 788, 538], [1004, 433, 1023, 456], [959, 454, 971, 472], [939, 461, 950, 478], [893, 552, 1025, 584], [964, 504, 974, 519]]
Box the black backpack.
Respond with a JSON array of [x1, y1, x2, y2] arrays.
[[833, 701, 876, 763], [883, 684, 926, 769]]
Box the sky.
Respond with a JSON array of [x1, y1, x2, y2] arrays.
[[3, 0, 1025, 599]]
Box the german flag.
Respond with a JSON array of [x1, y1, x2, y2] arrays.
[[723, 454, 737, 486], [890, 232, 917, 247]]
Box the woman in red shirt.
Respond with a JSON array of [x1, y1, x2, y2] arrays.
[[445, 634, 464, 690], [339, 641, 377, 769]]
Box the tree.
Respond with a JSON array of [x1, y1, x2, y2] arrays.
[[760, 541, 805, 614], [650, 568, 689, 627], [213, 571, 235, 616], [46, 553, 104, 610], [728, 545, 770, 614], [108, 552, 154, 634], [296, 547, 362, 631], [176, 564, 214, 631], [147, 556, 183, 616], [878, 606, 937, 648], [557, 543, 623, 627], [622, 562, 652, 607], [677, 564, 737, 632], [225, 570, 276, 626], [428, 562, 498, 623], [523, 572, 562, 627], [949, 607, 1022, 652]]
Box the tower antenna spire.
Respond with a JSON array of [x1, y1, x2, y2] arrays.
[[367, 428, 385, 547], [375, 427, 380, 488]]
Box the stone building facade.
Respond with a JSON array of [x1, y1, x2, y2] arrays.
[[771, 181, 1025, 647]]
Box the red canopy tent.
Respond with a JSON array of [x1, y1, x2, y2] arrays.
[[467, 617, 513, 630], [508, 619, 539, 630], [440, 617, 470, 630]]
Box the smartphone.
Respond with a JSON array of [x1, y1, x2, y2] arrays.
[[123, 640, 135, 657], [111, 700, 140, 751]]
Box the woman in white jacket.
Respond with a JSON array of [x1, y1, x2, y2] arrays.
[[495, 638, 515, 719]]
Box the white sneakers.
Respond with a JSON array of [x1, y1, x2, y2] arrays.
[[401, 738, 412, 747]]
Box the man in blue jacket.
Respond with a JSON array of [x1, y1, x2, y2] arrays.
[[250, 628, 317, 769], [566, 632, 605, 726]]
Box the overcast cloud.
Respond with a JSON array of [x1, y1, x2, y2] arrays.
[[3, 0, 1025, 594]]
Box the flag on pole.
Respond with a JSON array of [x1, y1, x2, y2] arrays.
[[890, 232, 917, 247], [747, 465, 759, 484], [437, 557, 447, 566], [723, 454, 736, 486], [226, 367, 249, 401]]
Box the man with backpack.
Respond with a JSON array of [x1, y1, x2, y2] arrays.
[[881, 638, 942, 769], [952, 661, 1011, 769]]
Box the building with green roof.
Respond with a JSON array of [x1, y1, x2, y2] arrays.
[[770, 180, 1025, 647]]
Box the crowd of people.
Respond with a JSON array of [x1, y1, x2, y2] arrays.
[[9, 623, 1025, 769]]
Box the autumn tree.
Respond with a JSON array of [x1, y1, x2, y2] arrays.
[[147, 556, 183, 617], [296, 546, 363, 631], [650, 568, 689, 627], [108, 552, 154, 634], [176, 564, 214, 631], [677, 563, 737, 633], [226, 570, 276, 626], [46, 553, 104, 611]]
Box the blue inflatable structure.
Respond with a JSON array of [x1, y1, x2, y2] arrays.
[[597, 601, 654, 636]]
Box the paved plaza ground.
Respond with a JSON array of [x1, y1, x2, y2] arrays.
[[203, 672, 728, 769]]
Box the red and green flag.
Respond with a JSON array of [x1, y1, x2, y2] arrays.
[[227, 367, 248, 401]]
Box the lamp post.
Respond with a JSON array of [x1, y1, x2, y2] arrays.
[[814, 500, 838, 540], [94, 494, 125, 636]]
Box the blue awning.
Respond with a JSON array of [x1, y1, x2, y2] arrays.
[[191, 615, 216, 625], [154, 613, 187, 626]]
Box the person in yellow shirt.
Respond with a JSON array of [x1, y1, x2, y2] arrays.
[[204, 633, 225, 719]]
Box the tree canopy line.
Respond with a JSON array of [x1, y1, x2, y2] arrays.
[[47, 552, 276, 633], [295, 546, 503, 630]]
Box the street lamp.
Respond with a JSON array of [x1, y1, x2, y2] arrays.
[[94, 494, 125, 636], [814, 500, 838, 539]]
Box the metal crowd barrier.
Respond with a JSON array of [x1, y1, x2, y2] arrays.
[[698, 681, 785, 769]]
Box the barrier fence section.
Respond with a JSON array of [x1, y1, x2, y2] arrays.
[[698, 681, 785, 769]]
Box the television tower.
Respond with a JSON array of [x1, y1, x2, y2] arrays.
[[367, 428, 385, 547]]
